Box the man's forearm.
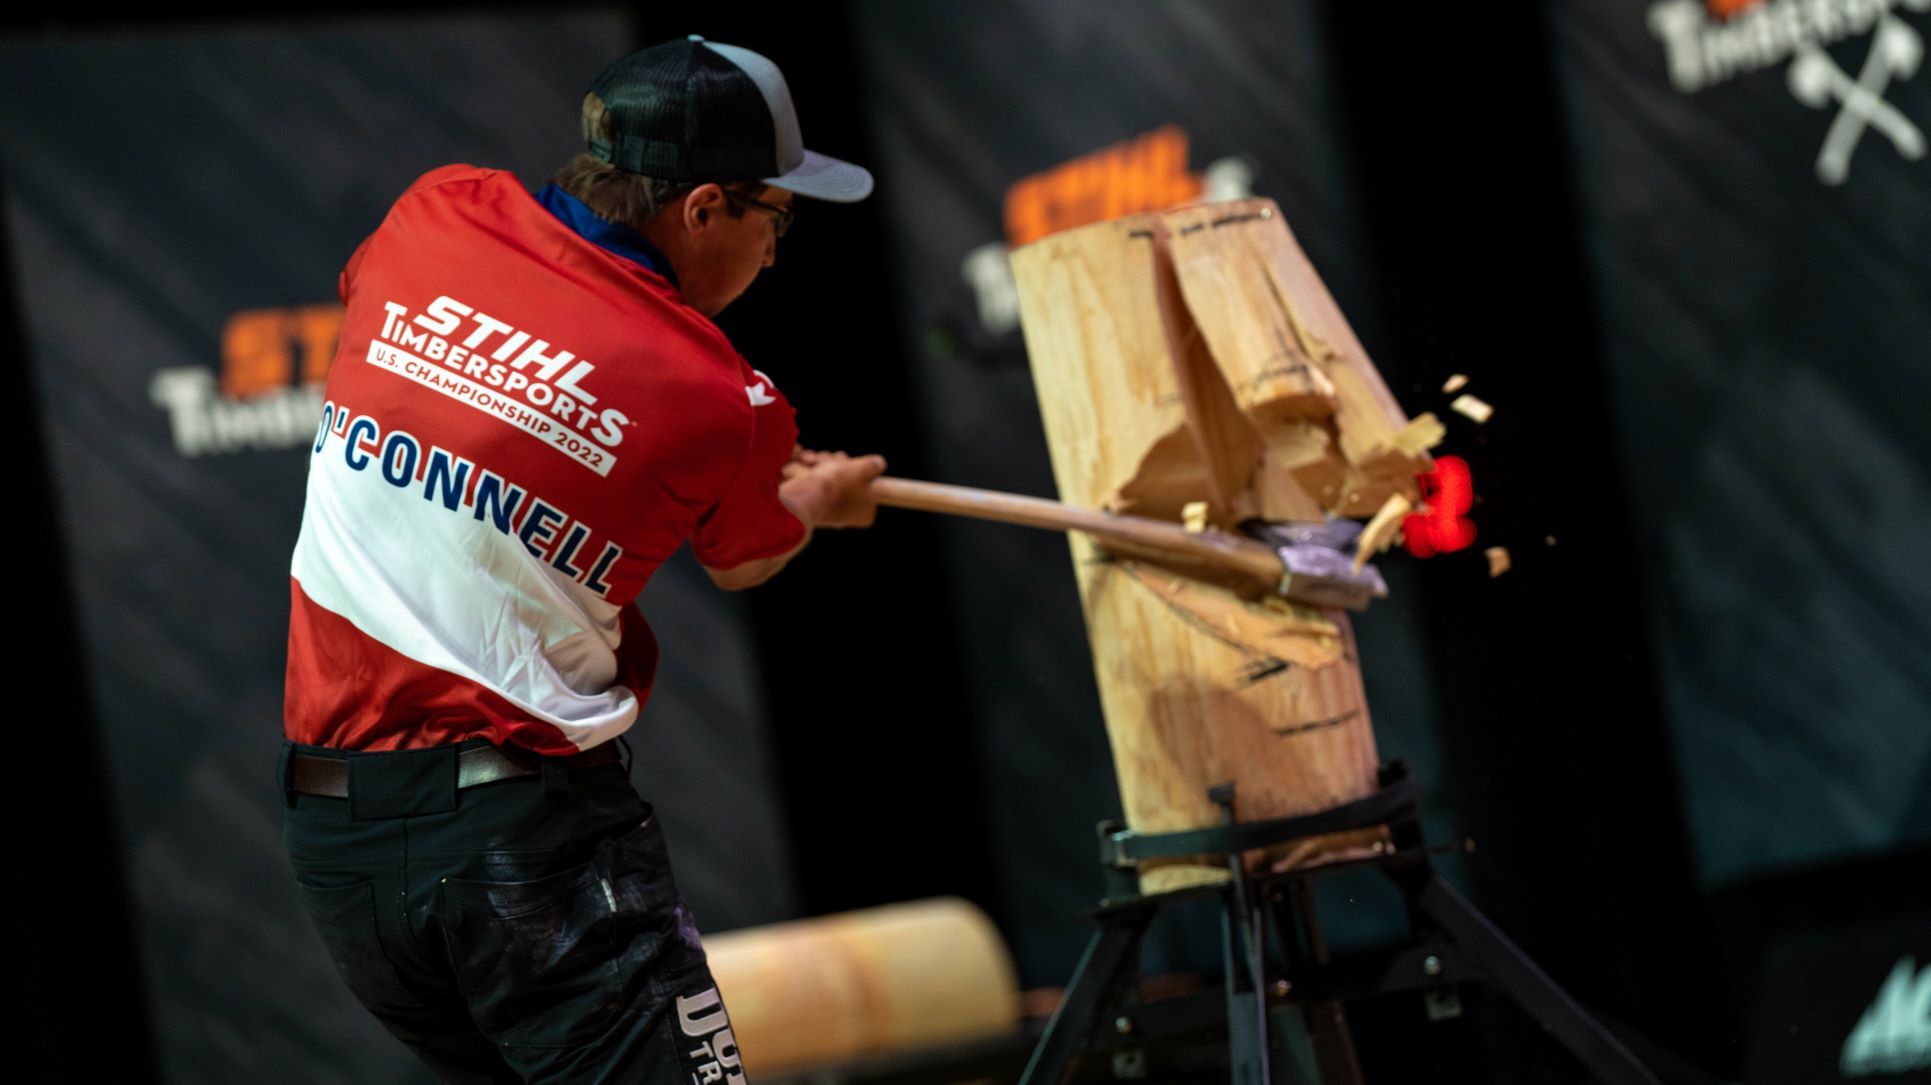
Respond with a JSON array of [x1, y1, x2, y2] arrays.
[[704, 451, 881, 590]]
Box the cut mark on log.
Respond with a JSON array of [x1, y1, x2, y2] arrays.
[[1127, 568, 1270, 655], [1085, 542, 1121, 566], [1271, 709, 1363, 737], [1247, 361, 1315, 388], [1239, 657, 1292, 685], [1209, 211, 1270, 229], [1258, 254, 1339, 365]]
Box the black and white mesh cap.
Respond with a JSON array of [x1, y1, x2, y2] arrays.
[[584, 35, 873, 203]]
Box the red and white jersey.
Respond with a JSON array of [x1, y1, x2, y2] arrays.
[[286, 166, 803, 754]]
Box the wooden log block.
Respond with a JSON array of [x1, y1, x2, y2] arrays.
[[706, 898, 1020, 1075], [1011, 201, 1405, 892]]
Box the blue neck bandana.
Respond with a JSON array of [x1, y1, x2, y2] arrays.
[[534, 182, 681, 289]]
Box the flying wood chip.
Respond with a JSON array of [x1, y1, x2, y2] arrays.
[[1442, 373, 1469, 394], [1486, 546, 1511, 577], [1451, 394, 1494, 424], [1354, 492, 1412, 573], [1182, 501, 1209, 534]]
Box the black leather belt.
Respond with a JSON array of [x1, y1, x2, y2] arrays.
[[289, 742, 621, 799]]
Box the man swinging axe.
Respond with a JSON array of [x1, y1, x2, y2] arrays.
[[280, 35, 884, 1083]]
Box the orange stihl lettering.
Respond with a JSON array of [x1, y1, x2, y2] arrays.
[[1705, 0, 1761, 18], [220, 304, 344, 398], [1002, 125, 1206, 247], [220, 309, 292, 399]]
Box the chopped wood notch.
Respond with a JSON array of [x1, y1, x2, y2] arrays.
[[1088, 203, 1439, 532]]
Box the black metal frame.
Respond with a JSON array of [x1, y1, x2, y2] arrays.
[[1018, 761, 1662, 1085]]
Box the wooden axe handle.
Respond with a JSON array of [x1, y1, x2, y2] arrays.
[[870, 476, 1284, 587]]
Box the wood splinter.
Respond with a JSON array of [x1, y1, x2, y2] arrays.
[[1181, 501, 1209, 534], [1486, 546, 1512, 577], [1450, 394, 1494, 424], [1353, 493, 1412, 574]]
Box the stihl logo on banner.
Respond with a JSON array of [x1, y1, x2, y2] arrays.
[[960, 126, 1256, 338], [1003, 125, 1205, 247], [149, 304, 339, 458], [1647, 0, 1930, 184]]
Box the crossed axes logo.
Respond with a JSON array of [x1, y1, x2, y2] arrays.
[[1790, 14, 1925, 182], [1649, 0, 1930, 185]]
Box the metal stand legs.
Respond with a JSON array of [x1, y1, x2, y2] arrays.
[[1018, 762, 1660, 1085]]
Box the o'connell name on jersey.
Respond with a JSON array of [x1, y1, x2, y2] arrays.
[[310, 400, 624, 594], [286, 166, 804, 756]]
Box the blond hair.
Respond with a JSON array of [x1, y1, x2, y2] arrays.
[[551, 153, 696, 228]]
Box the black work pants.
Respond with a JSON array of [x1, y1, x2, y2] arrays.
[[279, 741, 746, 1084]]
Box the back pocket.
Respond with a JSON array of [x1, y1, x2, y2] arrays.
[[439, 852, 641, 1049]]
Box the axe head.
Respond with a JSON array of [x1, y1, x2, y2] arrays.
[[1244, 517, 1363, 552], [1275, 545, 1388, 611], [1243, 518, 1389, 611]]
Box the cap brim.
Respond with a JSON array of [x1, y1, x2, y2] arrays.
[[764, 148, 873, 203]]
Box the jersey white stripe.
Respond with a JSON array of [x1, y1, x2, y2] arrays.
[[290, 442, 636, 750]]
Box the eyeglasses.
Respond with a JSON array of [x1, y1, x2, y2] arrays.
[[723, 188, 794, 238]]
